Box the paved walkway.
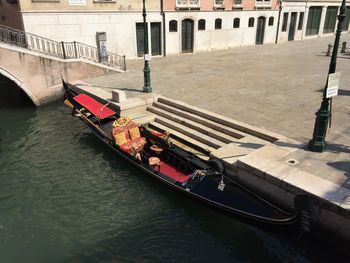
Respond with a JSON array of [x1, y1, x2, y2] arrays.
[[84, 33, 350, 188]]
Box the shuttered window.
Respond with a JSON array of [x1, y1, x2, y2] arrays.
[[306, 7, 322, 36], [198, 19, 206, 30], [215, 18, 222, 29], [233, 18, 240, 28], [248, 17, 254, 27], [169, 20, 178, 32], [323, 7, 338, 34]]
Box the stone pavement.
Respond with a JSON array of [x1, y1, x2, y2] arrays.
[[83, 33, 350, 189]]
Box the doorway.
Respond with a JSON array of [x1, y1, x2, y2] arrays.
[[256, 17, 266, 45], [288, 12, 297, 41], [182, 19, 194, 53], [151, 22, 162, 56]]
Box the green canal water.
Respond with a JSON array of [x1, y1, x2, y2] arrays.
[[0, 102, 345, 263]]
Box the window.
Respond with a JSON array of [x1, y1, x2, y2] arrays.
[[215, 0, 224, 5], [306, 7, 322, 36], [282, 13, 288, 32], [169, 20, 178, 32], [198, 19, 206, 30], [344, 7, 350, 31], [215, 18, 222, 29], [248, 17, 254, 27], [298, 12, 304, 30], [323, 7, 338, 34], [268, 17, 274, 26], [233, 18, 240, 28]]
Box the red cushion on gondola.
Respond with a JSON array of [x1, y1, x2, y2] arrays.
[[73, 94, 116, 119]]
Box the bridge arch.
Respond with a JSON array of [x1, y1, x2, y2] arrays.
[[0, 67, 38, 107]]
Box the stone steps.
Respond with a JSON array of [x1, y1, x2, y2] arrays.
[[148, 121, 215, 155], [147, 105, 241, 144], [154, 116, 225, 149], [151, 101, 245, 139], [157, 97, 281, 143]]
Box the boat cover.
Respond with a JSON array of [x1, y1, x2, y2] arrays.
[[73, 94, 116, 119]]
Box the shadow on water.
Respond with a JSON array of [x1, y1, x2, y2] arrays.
[[0, 74, 35, 108]]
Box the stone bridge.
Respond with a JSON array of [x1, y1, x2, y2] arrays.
[[0, 26, 126, 106]]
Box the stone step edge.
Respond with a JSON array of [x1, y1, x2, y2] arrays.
[[148, 122, 215, 155], [157, 96, 284, 143], [151, 101, 245, 139], [148, 106, 240, 144], [154, 116, 225, 149]]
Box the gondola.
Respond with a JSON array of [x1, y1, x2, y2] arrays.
[[62, 80, 302, 237]]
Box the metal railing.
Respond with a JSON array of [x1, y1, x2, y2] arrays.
[[0, 25, 126, 71]]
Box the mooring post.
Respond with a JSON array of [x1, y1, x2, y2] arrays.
[[340, 41, 347, 53], [326, 44, 332, 56]]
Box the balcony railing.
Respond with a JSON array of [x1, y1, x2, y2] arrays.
[[176, 0, 200, 9], [0, 25, 126, 71], [255, 0, 271, 8]]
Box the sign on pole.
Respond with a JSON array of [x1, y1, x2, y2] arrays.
[[326, 72, 340, 98]]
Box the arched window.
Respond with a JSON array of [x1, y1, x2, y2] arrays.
[[169, 20, 177, 32], [248, 17, 254, 27], [268, 17, 274, 26], [233, 18, 240, 28], [215, 18, 222, 29], [198, 19, 206, 30]]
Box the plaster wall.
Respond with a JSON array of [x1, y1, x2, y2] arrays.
[[18, 0, 160, 12], [278, 1, 350, 43], [163, 0, 280, 11], [21, 11, 162, 59], [165, 10, 279, 55]]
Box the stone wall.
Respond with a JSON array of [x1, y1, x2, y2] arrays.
[[0, 44, 117, 106]]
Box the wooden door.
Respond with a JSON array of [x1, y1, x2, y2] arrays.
[[136, 23, 145, 57], [256, 17, 266, 45], [151, 22, 161, 56], [182, 19, 194, 53], [288, 12, 297, 41]]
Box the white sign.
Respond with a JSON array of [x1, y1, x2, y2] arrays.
[[326, 72, 340, 98], [144, 53, 151, 61], [69, 0, 86, 5]]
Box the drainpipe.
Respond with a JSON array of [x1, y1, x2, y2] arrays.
[[275, 0, 282, 43], [161, 0, 166, 57]]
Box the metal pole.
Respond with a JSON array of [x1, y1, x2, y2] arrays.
[[143, 0, 152, 93], [308, 0, 347, 152]]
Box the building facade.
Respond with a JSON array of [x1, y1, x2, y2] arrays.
[[0, 0, 349, 59], [277, 0, 350, 43]]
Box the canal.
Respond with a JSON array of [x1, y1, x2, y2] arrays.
[[0, 102, 345, 263]]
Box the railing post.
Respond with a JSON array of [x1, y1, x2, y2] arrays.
[[123, 55, 127, 71], [61, 41, 66, 59], [73, 41, 78, 58], [341, 41, 347, 53], [326, 44, 332, 56]]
